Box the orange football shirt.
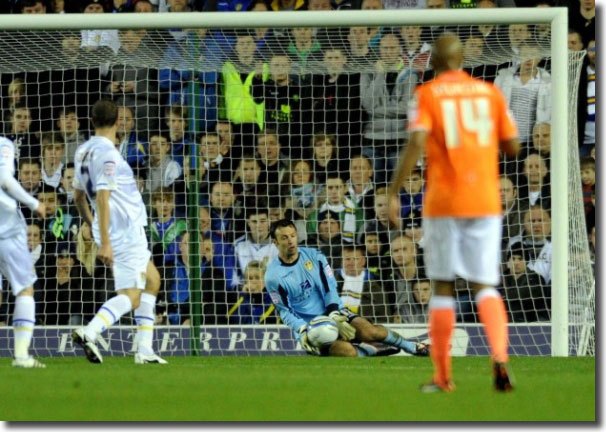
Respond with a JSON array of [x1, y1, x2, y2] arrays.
[[408, 70, 518, 217]]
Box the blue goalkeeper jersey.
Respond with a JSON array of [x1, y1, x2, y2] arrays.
[[265, 247, 343, 339]]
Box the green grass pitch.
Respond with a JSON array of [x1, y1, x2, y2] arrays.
[[0, 356, 595, 421]]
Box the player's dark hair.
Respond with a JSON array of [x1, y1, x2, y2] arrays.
[[91, 99, 118, 129], [270, 219, 297, 239]]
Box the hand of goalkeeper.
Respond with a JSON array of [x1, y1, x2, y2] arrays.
[[298, 326, 320, 356], [329, 309, 357, 341]]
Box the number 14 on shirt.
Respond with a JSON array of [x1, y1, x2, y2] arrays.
[[440, 97, 493, 148]]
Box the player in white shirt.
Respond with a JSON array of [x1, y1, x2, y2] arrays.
[[71, 100, 166, 364], [0, 137, 47, 368]]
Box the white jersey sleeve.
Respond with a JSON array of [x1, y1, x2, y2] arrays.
[[72, 143, 89, 192], [0, 137, 38, 237], [0, 138, 15, 176], [74, 137, 148, 245], [0, 138, 38, 211], [92, 147, 121, 192]]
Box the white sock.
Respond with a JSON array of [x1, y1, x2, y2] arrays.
[[85, 294, 133, 342], [134, 293, 156, 356], [13, 295, 35, 359]]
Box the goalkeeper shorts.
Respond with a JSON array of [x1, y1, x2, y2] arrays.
[[422, 216, 502, 286], [0, 231, 37, 295]]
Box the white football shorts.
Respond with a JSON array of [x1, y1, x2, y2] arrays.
[[109, 225, 151, 290], [422, 216, 502, 286], [0, 231, 37, 295]]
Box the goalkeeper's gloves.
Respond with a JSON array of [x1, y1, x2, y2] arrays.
[[329, 309, 358, 341], [298, 325, 320, 356]]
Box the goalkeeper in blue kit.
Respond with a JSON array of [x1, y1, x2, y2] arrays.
[[265, 219, 429, 357]]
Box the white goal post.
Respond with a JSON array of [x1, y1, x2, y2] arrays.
[[0, 7, 583, 357]]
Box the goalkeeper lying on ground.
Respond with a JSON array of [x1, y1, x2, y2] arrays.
[[265, 219, 430, 357]]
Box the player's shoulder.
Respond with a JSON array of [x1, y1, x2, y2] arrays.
[[76, 137, 116, 158], [299, 246, 323, 260], [297, 246, 314, 256], [74, 140, 92, 157], [414, 80, 432, 94], [412, 80, 438, 107], [87, 136, 118, 154]]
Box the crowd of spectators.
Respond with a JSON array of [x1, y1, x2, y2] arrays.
[[0, 0, 596, 327]]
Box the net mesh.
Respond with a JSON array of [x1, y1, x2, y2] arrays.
[[0, 20, 594, 357], [566, 50, 595, 356]]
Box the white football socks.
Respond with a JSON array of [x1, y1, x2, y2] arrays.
[[13, 295, 35, 359], [85, 294, 133, 342], [134, 293, 157, 356]]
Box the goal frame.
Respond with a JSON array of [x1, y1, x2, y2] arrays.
[[0, 7, 570, 356]]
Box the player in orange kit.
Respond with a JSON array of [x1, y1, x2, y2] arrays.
[[388, 34, 521, 393]]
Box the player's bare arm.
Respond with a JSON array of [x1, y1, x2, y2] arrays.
[[0, 169, 46, 220], [96, 189, 113, 266], [73, 188, 94, 226], [388, 131, 427, 228]]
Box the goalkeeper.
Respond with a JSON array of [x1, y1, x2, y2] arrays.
[[265, 219, 429, 357]]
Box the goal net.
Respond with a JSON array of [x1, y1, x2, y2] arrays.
[[0, 9, 594, 357]]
